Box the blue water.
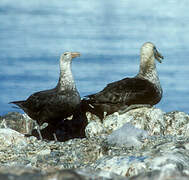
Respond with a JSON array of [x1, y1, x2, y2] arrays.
[[1, 0, 189, 115]]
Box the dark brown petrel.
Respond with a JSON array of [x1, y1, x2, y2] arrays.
[[10, 52, 81, 140], [83, 42, 164, 120]]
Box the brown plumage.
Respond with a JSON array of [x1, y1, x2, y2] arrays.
[[10, 52, 81, 138], [83, 42, 164, 120]]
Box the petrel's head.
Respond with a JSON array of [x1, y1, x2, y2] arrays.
[[141, 42, 164, 63], [60, 52, 80, 63]]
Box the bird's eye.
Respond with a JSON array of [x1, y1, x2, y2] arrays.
[[153, 47, 157, 53], [64, 53, 68, 56]]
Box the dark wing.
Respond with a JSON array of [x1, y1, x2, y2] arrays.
[[24, 89, 79, 113], [87, 77, 156, 105]]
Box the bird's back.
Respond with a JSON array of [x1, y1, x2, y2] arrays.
[[84, 77, 162, 118], [88, 77, 161, 104], [10, 88, 81, 125]]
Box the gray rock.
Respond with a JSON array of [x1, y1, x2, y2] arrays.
[[0, 108, 189, 179], [164, 111, 189, 136], [0, 112, 34, 134], [0, 166, 129, 180], [130, 170, 189, 180], [0, 128, 27, 146], [86, 107, 189, 138], [85, 107, 165, 138], [93, 135, 189, 178], [94, 155, 147, 177], [85, 121, 105, 138]]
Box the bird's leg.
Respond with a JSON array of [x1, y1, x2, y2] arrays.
[[35, 122, 43, 140], [103, 112, 107, 118], [53, 133, 58, 141], [118, 104, 152, 114], [1, 119, 7, 128]]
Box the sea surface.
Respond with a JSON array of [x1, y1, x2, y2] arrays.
[[1, 0, 189, 115]]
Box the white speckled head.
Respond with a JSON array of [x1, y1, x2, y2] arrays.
[[141, 42, 154, 59], [141, 42, 163, 63], [138, 42, 163, 88], [60, 52, 80, 63], [57, 52, 80, 91], [59, 52, 80, 73]]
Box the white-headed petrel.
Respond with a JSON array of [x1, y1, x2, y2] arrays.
[[10, 52, 81, 140]]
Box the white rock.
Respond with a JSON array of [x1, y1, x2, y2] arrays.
[[0, 128, 27, 146], [125, 107, 165, 135], [104, 112, 133, 131], [85, 121, 104, 138], [164, 111, 189, 136], [86, 107, 165, 138], [36, 148, 51, 156], [149, 153, 189, 171]]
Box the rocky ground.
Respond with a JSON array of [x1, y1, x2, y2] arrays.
[[0, 107, 189, 179]]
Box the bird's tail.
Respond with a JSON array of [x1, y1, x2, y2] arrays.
[[9, 100, 25, 109]]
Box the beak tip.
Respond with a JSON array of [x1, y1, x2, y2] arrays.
[[71, 52, 80, 58]]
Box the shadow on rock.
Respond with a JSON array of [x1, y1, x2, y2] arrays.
[[27, 111, 88, 142]]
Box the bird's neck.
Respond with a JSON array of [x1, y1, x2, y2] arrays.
[[137, 55, 160, 85], [56, 61, 76, 91]]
